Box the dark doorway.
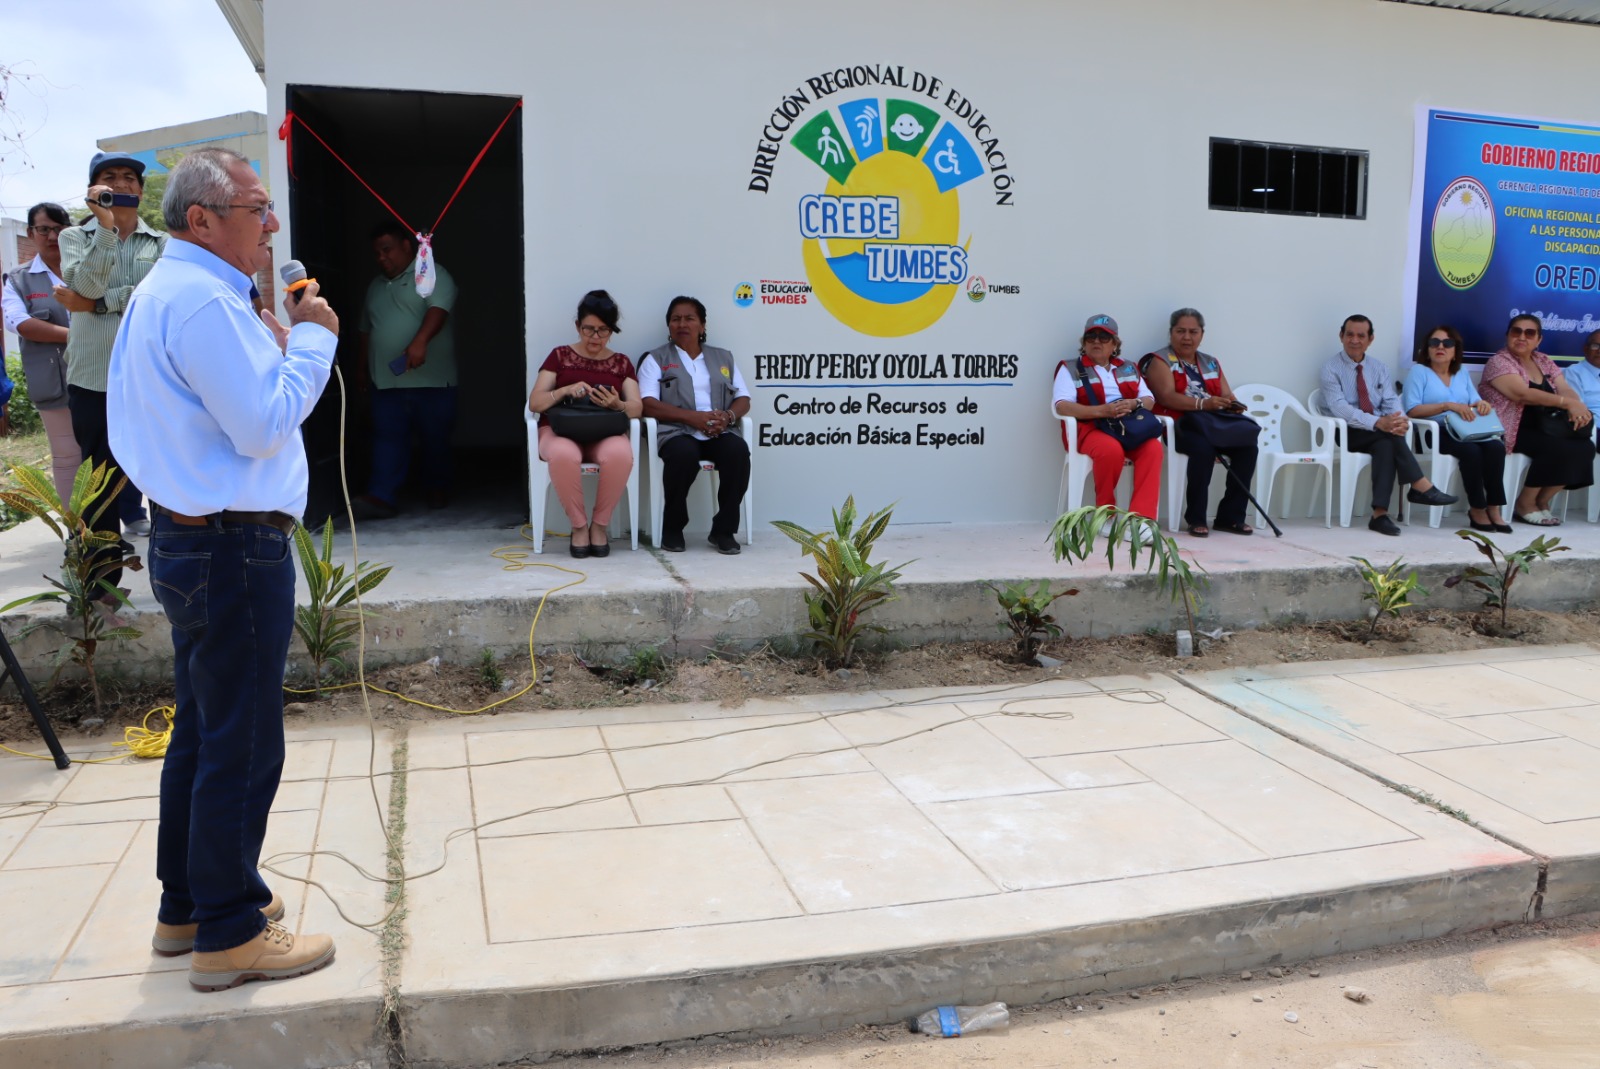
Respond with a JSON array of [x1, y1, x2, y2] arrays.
[[284, 85, 525, 528]]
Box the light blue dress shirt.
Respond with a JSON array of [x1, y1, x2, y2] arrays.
[[1318, 350, 1402, 431], [107, 239, 337, 518], [1565, 360, 1600, 415], [1401, 366, 1479, 426]]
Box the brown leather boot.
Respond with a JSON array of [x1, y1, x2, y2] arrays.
[[152, 891, 286, 955], [189, 921, 335, 992]]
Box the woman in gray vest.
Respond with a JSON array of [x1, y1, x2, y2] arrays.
[[2, 203, 82, 502], [638, 296, 752, 553]]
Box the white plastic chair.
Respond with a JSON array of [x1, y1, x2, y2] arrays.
[[1409, 419, 1459, 528], [1051, 402, 1174, 527], [1502, 452, 1569, 523], [1307, 388, 1414, 528], [524, 407, 640, 553], [644, 416, 755, 547], [1589, 424, 1600, 523], [1233, 384, 1335, 528]]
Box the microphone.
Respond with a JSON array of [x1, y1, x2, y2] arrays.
[[279, 259, 315, 304]]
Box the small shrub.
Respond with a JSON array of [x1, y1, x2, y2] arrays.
[[1445, 530, 1567, 631], [771, 496, 913, 667], [1350, 556, 1428, 640], [4, 354, 42, 437], [1048, 505, 1205, 639], [292, 518, 392, 697], [989, 579, 1077, 663], [477, 649, 504, 691], [625, 645, 665, 682], [0, 460, 141, 711]]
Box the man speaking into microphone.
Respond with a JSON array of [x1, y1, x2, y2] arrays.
[[107, 147, 340, 991]]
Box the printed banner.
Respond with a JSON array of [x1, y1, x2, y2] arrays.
[[1409, 107, 1600, 361]]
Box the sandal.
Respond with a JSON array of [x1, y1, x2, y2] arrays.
[[1213, 521, 1254, 536], [1186, 524, 1210, 538], [1513, 510, 1559, 526]]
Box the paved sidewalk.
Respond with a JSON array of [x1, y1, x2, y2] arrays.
[[1188, 642, 1600, 918], [5, 647, 1596, 1067]]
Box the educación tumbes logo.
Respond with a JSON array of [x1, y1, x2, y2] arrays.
[[1431, 177, 1495, 290], [791, 97, 986, 336]]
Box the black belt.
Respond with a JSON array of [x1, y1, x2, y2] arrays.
[[153, 504, 296, 536]]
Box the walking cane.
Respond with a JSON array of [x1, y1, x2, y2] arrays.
[[1185, 413, 1284, 538]]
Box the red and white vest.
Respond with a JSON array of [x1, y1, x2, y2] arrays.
[[1055, 356, 1144, 449], [1139, 347, 1224, 419]]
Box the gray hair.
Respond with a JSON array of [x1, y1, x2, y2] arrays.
[[1170, 307, 1205, 331], [162, 147, 250, 231]]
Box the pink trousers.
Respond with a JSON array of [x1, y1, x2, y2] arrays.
[[537, 424, 633, 528], [40, 406, 83, 506]]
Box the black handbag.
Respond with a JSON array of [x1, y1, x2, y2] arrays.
[[1531, 404, 1593, 442], [543, 397, 628, 443], [1180, 409, 1261, 450], [1074, 361, 1163, 449]]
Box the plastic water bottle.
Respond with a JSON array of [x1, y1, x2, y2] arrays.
[[915, 1002, 1010, 1037]]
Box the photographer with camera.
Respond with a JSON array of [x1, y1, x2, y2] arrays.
[[54, 151, 167, 600]]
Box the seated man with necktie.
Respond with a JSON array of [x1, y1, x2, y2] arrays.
[[1317, 314, 1457, 536]]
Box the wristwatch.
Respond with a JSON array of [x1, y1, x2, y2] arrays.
[[93, 296, 108, 315]]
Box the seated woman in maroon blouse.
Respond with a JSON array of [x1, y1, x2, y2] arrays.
[[526, 290, 642, 557]]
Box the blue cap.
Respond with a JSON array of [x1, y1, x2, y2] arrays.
[[88, 151, 145, 185]]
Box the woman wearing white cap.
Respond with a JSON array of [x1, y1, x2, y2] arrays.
[[1052, 314, 1163, 520]]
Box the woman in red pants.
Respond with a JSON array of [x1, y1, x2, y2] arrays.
[[1052, 313, 1163, 521]]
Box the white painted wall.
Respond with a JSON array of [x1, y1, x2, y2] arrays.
[[260, 0, 1600, 526]]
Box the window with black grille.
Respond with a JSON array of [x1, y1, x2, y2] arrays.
[[1208, 139, 1368, 219]]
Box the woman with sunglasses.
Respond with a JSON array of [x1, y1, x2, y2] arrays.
[[527, 289, 641, 557], [1, 203, 83, 501], [1479, 314, 1595, 526], [1052, 313, 1162, 522], [1402, 324, 1508, 532]]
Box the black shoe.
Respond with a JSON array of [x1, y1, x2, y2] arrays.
[[1493, 522, 1513, 534], [659, 531, 686, 553], [1469, 520, 1496, 532], [569, 540, 591, 559], [708, 532, 741, 555], [588, 539, 610, 558], [1368, 513, 1402, 536], [1407, 485, 1458, 507]]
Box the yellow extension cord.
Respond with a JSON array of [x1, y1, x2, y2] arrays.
[[0, 523, 587, 764]]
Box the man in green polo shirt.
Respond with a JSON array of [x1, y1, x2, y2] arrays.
[[55, 150, 168, 592], [351, 220, 459, 518]]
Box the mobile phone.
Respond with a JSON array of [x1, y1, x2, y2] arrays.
[[388, 354, 409, 377]]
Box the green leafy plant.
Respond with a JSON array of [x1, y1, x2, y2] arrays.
[[477, 648, 504, 691], [624, 644, 666, 683], [1350, 556, 1429, 640], [292, 518, 392, 697], [4, 354, 42, 437], [1048, 505, 1206, 640], [771, 496, 913, 667], [988, 579, 1078, 663], [0, 460, 141, 711], [1444, 529, 1567, 631]]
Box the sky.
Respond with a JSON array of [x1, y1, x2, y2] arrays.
[[1, 0, 267, 219]]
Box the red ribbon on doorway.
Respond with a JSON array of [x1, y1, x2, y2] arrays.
[[277, 98, 522, 240]]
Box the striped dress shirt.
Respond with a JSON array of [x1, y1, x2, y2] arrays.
[[59, 217, 168, 391]]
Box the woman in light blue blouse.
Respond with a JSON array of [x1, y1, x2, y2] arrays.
[[1402, 324, 1509, 532]]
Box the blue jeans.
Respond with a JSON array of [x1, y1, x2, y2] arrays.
[[150, 514, 296, 953], [367, 386, 457, 505]]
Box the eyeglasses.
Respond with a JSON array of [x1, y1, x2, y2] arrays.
[[1509, 326, 1541, 338], [208, 200, 275, 221], [578, 325, 613, 338], [1587, 342, 1600, 350], [1083, 331, 1115, 342], [27, 225, 64, 237], [1426, 338, 1458, 349]]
